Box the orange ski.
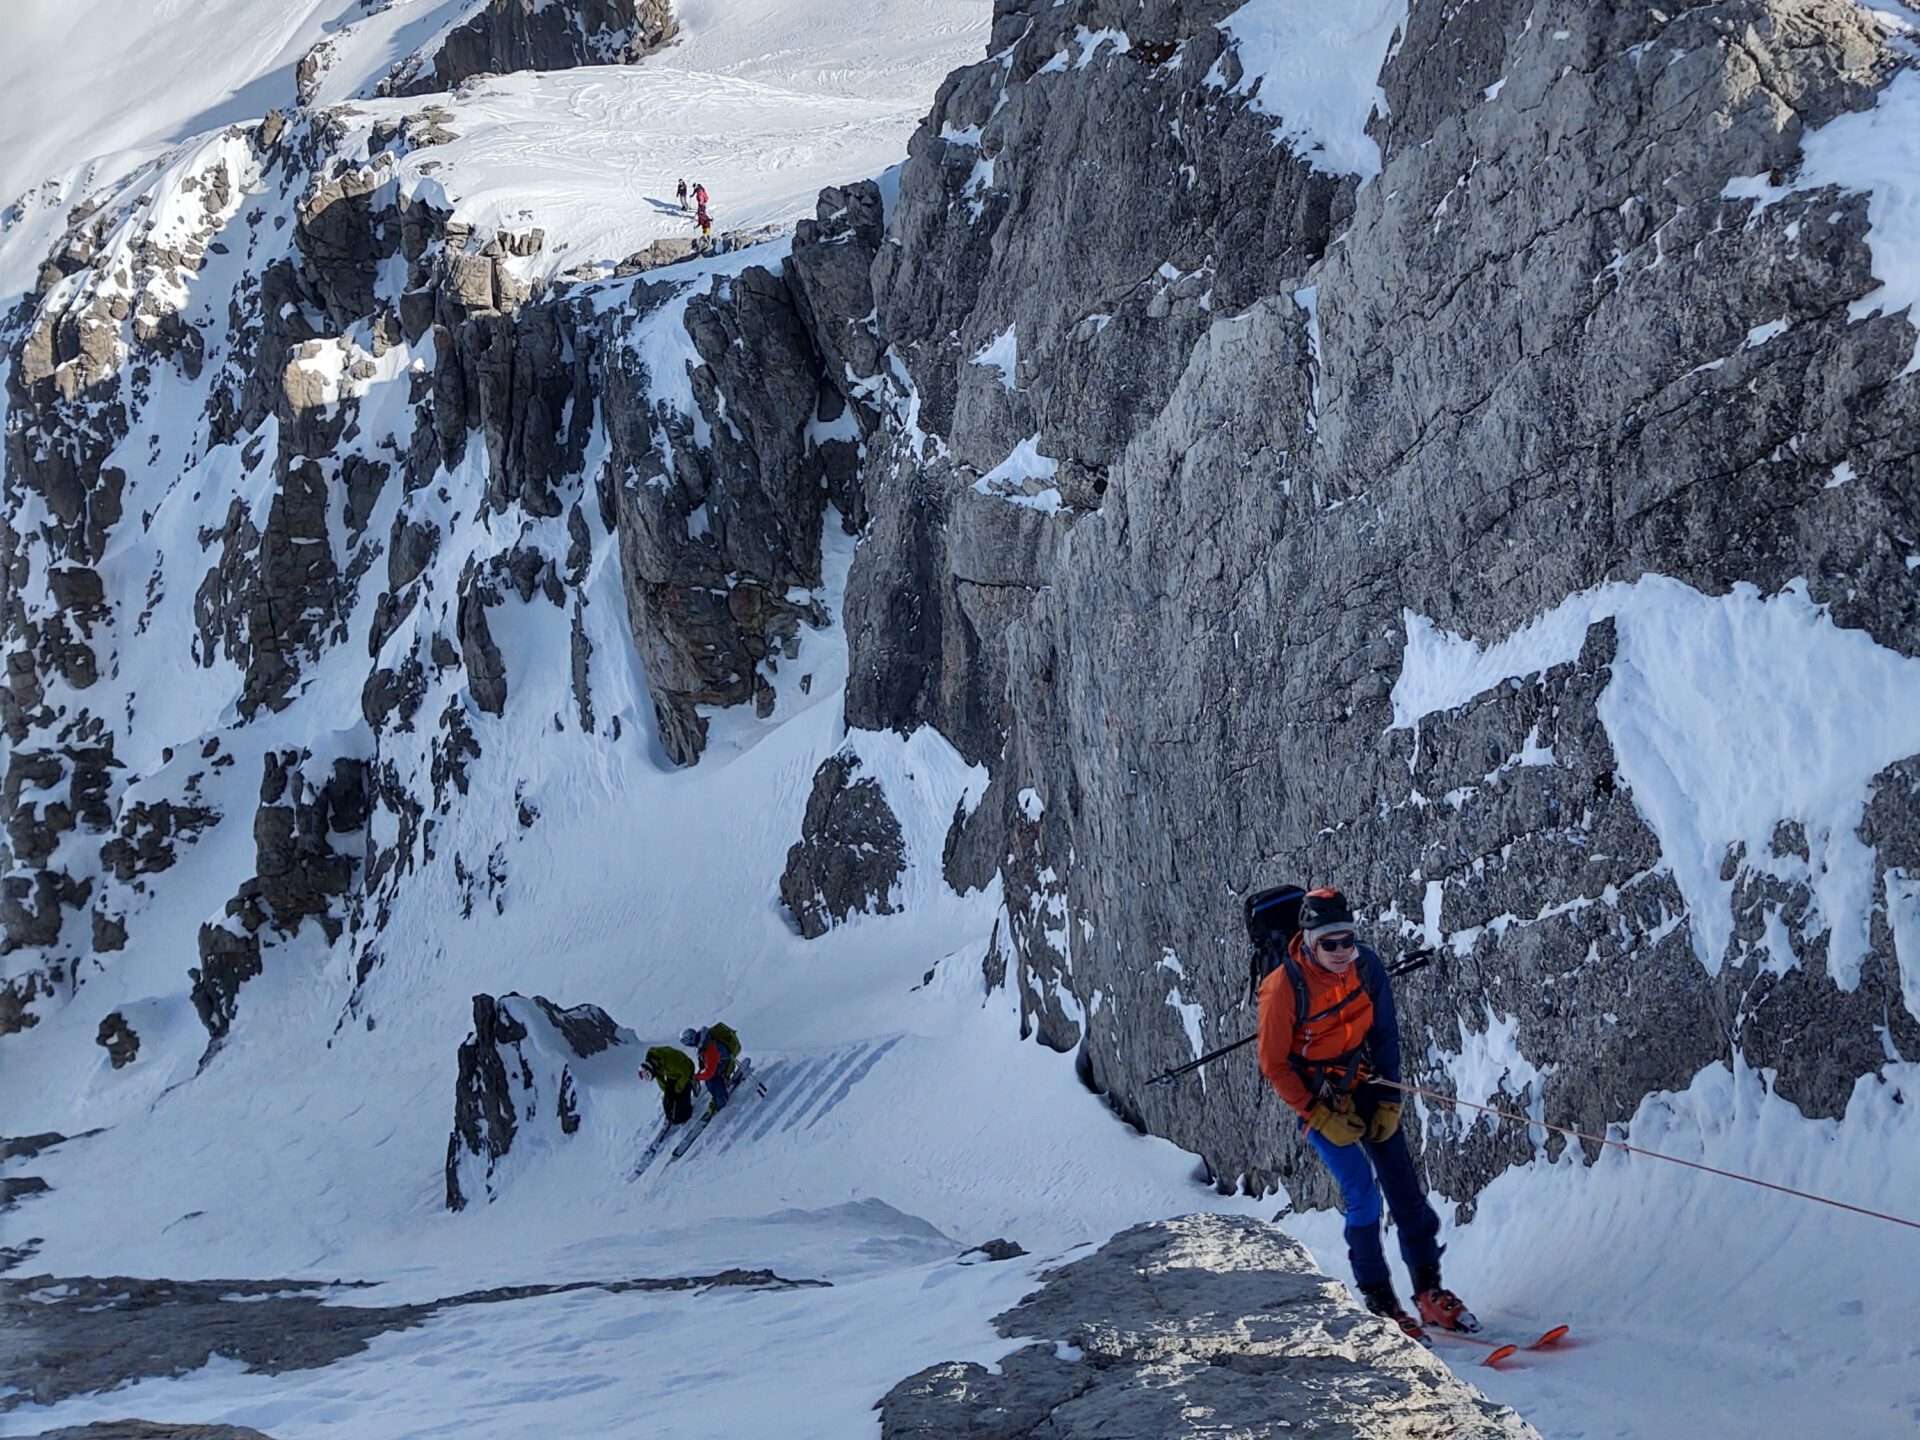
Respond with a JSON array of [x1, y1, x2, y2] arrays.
[[1437, 1324, 1570, 1368]]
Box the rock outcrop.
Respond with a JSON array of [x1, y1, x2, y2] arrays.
[[190, 750, 367, 1048], [878, 1213, 1537, 1439], [603, 262, 839, 763], [0, 1264, 824, 1418], [780, 750, 908, 937], [95, 1011, 139, 1069], [446, 992, 634, 1209], [381, 0, 679, 98]]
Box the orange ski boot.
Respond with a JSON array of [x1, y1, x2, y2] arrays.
[[1415, 1286, 1481, 1334]]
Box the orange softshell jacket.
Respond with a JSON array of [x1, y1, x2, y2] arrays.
[[1257, 936, 1375, 1116]]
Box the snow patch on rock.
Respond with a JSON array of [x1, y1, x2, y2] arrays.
[[1208, 0, 1407, 180], [1394, 576, 1920, 983]]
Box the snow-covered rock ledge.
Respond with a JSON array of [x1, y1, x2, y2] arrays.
[[877, 1214, 1537, 1439]]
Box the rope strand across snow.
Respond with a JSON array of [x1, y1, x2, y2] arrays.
[[1378, 1078, 1920, 1234]]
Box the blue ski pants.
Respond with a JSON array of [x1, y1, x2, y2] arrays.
[[1305, 1088, 1442, 1291], [705, 1048, 737, 1110]]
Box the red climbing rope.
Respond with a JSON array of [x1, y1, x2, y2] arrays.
[[1375, 1077, 1920, 1234]]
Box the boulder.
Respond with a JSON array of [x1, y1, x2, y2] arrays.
[[780, 752, 908, 938], [878, 1213, 1538, 1439]]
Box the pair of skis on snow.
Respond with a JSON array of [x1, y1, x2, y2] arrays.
[[1432, 1321, 1572, 1369], [629, 1058, 766, 1179]]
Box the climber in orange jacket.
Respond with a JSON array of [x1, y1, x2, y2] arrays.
[[1255, 886, 1476, 1344]]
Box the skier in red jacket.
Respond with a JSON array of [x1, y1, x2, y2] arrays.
[[682, 1024, 739, 1114], [1255, 887, 1478, 1344]]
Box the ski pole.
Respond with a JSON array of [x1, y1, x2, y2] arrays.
[[1144, 949, 1436, 1086], [1146, 1033, 1256, 1085]]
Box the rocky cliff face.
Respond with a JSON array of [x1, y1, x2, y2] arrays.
[[798, 0, 1920, 1209], [1, 38, 860, 1052]]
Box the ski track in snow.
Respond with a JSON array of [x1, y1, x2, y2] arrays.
[[6, 3, 1920, 1438]]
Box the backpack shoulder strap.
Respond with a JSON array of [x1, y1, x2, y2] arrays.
[[1278, 948, 1310, 1041], [1354, 945, 1387, 996]]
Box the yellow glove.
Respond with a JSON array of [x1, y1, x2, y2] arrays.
[[1306, 1099, 1365, 1146], [1367, 1101, 1403, 1143]]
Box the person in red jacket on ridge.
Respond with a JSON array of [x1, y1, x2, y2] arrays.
[[1256, 886, 1478, 1344], [682, 1024, 739, 1115]]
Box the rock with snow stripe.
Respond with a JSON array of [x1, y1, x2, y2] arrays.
[[446, 992, 637, 1210], [604, 263, 835, 765]]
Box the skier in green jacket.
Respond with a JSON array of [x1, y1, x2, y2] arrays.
[[640, 1044, 696, 1126]]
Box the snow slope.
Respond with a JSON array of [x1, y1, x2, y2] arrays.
[[0, 0, 987, 296]]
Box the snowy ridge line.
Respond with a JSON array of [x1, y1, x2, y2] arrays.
[[1379, 1077, 1920, 1233]]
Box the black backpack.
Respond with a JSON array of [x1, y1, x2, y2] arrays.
[[1244, 883, 1307, 1001]]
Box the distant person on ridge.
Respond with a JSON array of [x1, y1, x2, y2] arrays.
[[676, 177, 689, 211], [1255, 886, 1478, 1344], [639, 1044, 696, 1127], [697, 205, 712, 242], [682, 1023, 740, 1114], [692, 180, 708, 209]]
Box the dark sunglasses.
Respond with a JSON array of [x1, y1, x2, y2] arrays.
[[1315, 934, 1358, 953]]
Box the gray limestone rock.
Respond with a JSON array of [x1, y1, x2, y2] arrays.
[[877, 1213, 1536, 1439], [780, 751, 908, 938], [603, 263, 833, 764], [0, 1265, 821, 1418], [381, 0, 678, 97], [821, 0, 1920, 1214]]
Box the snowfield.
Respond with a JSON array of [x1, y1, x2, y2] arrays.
[[5, 2, 1920, 1438]]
